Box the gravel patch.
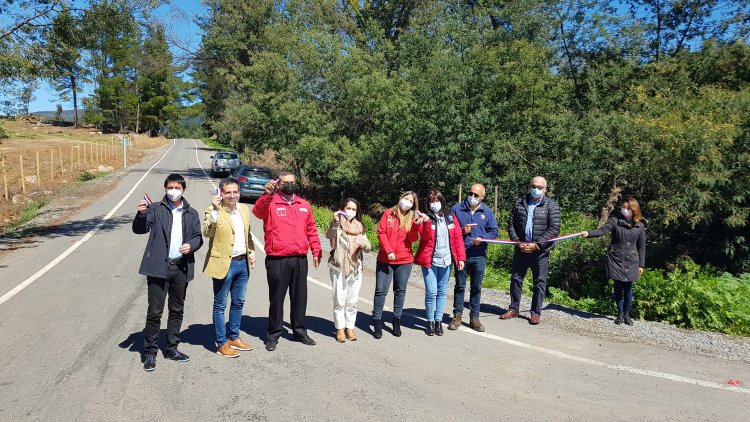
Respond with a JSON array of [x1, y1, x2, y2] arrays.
[[315, 230, 750, 363]]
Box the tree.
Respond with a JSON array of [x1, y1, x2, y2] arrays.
[[138, 24, 183, 136], [45, 8, 87, 127]]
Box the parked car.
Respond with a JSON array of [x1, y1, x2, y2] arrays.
[[210, 151, 241, 177], [232, 164, 273, 200]]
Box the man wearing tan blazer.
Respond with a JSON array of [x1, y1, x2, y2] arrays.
[[203, 177, 257, 358]]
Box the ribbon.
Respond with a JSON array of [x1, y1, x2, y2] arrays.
[[143, 193, 153, 205], [478, 232, 585, 245]]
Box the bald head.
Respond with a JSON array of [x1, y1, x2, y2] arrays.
[[470, 184, 485, 197]]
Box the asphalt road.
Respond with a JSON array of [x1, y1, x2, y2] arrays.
[[0, 139, 748, 421]]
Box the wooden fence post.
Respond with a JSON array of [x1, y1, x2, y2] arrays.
[[36, 151, 41, 185], [60, 146, 65, 174], [494, 186, 498, 215], [2, 156, 8, 201], [50, 149, 54, 181], [458, 185, 462, 204], [20, 154, 26, 194]]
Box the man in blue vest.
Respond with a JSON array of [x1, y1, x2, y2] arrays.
[[448, 183, 499, 332]]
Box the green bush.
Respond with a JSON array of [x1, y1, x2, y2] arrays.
[[0, 122, 8, 139], [78, 171, 96, 181]]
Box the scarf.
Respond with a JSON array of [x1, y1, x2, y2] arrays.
[[337, 217, 364, 277]]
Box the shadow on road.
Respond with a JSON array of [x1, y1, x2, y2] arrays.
[[1, 214, 132, 251]]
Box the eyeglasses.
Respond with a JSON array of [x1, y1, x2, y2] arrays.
[[467, 192, 481, 198]]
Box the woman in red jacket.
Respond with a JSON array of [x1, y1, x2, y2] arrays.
[[372, 191, 423, 339], [415, 190, 466, 336]]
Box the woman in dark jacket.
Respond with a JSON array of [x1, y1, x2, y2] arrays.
[[582, 197, 646, 325]]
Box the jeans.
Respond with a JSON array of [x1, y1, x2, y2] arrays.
[[143, 262, 188, 356], [453, 256, 486, 319], [509, 250, 549, 316], [422, 265, 451, 322], [330, 268, 363, 329], [212, 259, 249, 346], [614, 280, 633, 315], [266, 255, 309, 341], [372, 261, 412, 320]]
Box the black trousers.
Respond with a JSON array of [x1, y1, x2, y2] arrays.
[[266, 255, 308, 341], [143, 262, 188, 356], [509, 250, 549, 316]]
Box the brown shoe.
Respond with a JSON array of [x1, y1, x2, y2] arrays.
[[227, 337, 254, 351], [499, 310, 519, 319], [448, 314, 462, 330], [345, 328, 357, 341], [529, 313, 541, 325], [469, 318, 485, 332], [335, 329, 346, 343], [216, 343, 240, 358]]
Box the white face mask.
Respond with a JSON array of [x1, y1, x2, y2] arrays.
[[344, 209, 356, 220], [531, 187, 544, 199], [429, 202, 442, 213], [166, 188, 182, 202], [621, 208, 633, 219], [467, 196, 480, 206], [399, 199, 413, 211]]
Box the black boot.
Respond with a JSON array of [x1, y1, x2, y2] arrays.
[[392, 317, 402, 337], [624, 314, 633, 325], [434, 321, 443, 336], [373, 319, 383, 339], [425, 321, 435, 336], [614, 313, 623, 325]]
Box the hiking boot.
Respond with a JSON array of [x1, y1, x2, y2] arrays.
[[614, 313, 623, 325], [448, 314, 462, 330], [624, 314, 633, 325], [469, 318, 485, 332]]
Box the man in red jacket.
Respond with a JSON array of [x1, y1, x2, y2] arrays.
[[253, 171, 322, 351]]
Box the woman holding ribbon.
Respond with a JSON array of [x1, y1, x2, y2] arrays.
[[326, 198, 371, 343], [581, 197, 646, 325], [414, 190, 466, 336], [372, 191, 423, 338]]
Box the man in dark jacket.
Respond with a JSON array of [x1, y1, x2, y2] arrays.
[[501, 176, 560, 325], [133, 173, 203, 371]]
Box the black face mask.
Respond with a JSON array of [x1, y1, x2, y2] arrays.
[[280, 182, 297, 195]]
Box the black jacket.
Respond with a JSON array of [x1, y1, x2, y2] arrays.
[[508, 195, 561, 252], [587, 215, 646, 282], [132, 196, 203, 281]]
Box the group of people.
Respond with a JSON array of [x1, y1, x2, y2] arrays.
[[133, 172, 646, 372]]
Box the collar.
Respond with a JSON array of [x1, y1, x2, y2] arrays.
[[461, 199, 483, 212], [273, 193, 299, 205], [526, 195, 543, 206]]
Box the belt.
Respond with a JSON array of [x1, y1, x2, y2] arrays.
[[231, 255, 246, 261], [168, 257, 182, 265]]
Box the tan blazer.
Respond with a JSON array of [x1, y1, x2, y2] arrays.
[[202, 204, 255, 279]]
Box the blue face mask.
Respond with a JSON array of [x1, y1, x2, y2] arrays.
[[530, 188, 544, 199], [467, 196, 480, 206]]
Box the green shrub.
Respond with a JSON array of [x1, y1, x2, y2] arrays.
[[78, 171, 96, 181], [0, 122, 8, 139]]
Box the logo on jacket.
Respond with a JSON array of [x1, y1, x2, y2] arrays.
[[276, 208, 287, 217], [481, 214, 485, 220]]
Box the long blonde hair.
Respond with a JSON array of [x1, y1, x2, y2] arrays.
[[391, 191, 419, 231]]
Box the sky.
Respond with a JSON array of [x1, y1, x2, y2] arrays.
[[26, 0, 206, 112]]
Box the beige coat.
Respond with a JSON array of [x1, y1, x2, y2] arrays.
[[203, 204, 255, 279]]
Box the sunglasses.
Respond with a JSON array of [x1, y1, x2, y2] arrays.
[[467, 192, 482, 198]]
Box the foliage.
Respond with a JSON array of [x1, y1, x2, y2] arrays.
[[311, 205, 379, 251], [0, 121, 8, 139]]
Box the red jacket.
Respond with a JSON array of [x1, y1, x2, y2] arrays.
[[252, 193, 322, 258], [376, 208, 421, 264], [414, 213, 466, 268]]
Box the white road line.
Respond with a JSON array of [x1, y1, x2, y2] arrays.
[[191, 139, 749, 396], [0, 139, 177, 306]]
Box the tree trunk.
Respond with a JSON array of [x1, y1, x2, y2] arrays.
[[71, 75, 79, 128]]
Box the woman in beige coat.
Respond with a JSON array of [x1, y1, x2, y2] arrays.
[[326, 198, 371, 342], [203, 178, 256, 358]]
